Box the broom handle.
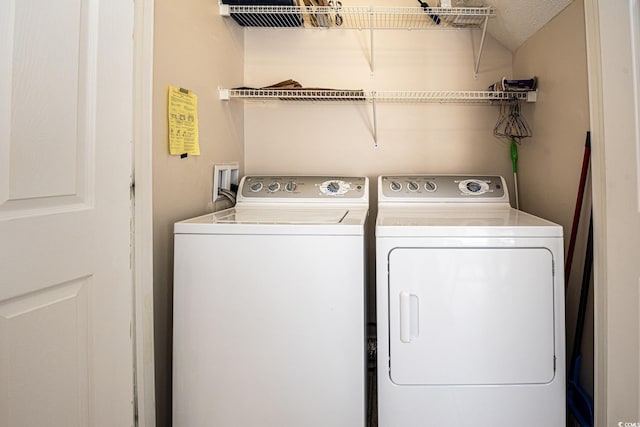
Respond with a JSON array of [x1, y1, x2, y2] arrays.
[[565, 132, 591, 288]]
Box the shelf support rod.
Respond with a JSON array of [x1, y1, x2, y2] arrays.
[[371, 91, 378, 147], [473, 15, 489, 79], [370, 6, 375, 75]]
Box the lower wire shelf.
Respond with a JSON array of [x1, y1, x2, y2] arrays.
[[218, 88, 537, 103], [219, 87, 537, 148]]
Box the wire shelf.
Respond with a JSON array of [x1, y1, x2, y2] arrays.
[[219, 88, 536, 103], [220, 5, 495, 29]]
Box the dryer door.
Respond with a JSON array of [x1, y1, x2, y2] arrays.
[[388, 247, 556, 386]]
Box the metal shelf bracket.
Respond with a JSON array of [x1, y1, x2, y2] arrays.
[[371, 91, 378, 147], [473, 15, 489, 79]]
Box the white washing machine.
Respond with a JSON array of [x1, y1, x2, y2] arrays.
[[376, 175, 566, 427], [173, 175, 368, 427]]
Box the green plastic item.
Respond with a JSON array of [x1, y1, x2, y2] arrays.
[[510, 138, 518, 173]]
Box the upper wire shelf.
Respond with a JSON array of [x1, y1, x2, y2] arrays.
[[219, 5, 495, 29], [219, 88, 537, 103]]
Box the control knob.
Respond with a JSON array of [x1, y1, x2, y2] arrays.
[[424, 181, 437, 192], [389, 181, 402, 192], [407, 181, 420, 192], [249, 182, 263, 192], [327, 181, 341, 193], [267, 182, 281, 193], [458, 179, 489, 195], [466, 181, 482, 193], [285, 181, 297, 192]]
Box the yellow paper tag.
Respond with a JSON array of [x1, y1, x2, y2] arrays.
[[168, 86, 200, 156]]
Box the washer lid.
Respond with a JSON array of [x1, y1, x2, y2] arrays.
[[376, 205, 562, 238], [174, 205, 368, 235], [214, 206, 349, 224]]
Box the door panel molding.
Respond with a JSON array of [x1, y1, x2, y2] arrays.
[[0, 0, 98, 220], [0, 277, 91, 426]]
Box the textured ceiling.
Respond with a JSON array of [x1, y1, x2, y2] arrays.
[[484, 0, 574, 51]]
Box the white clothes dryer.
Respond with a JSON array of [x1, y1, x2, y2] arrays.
[[173, 175, 368, 427], [376, 175, 566, 427]]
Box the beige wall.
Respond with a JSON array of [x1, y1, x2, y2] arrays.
[[513, 0, 592, 401], [243, 27, 515, 184], [242, 0, 514, 320], [152, 1, 244, 424]]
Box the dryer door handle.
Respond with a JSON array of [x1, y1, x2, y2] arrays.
[[399, 292, 419, 343]]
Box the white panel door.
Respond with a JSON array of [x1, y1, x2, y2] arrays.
[[0, 0, 135, 426], [388, 247, 556, 386]]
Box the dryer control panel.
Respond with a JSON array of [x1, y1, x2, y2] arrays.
[[239, 176, 368, 202], [379, 175, 508, 203]]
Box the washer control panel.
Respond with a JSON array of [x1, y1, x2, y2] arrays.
[[380, 175, 507, 201], [241, 176, 368, 200]]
